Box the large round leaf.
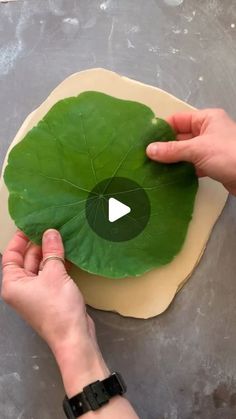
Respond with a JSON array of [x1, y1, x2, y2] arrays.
[[4, 92, 198, 278]]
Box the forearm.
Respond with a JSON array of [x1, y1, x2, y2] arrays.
[[54, 340, 139, 419]]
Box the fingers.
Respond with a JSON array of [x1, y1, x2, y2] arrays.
[[42, 229, 65, 272], [146, 138, 200, 164], [2, 230, 29, 279], [2, 228, 67, 286], [167, 110, 209, 137], [24, 243, 42, 275], [147, 110, 210, 164], [167, 109, 229, 139], [42, 229, 64, 259], [167, 112, 195, 134]]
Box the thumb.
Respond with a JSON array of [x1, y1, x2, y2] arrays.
[[146, 139, 199, 164], [42, 229, 65, 273]]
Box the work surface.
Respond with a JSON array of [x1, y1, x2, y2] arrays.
[[1, 1, 236, 418]]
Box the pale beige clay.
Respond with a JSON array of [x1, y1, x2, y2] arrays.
[[0, 69, 228, 318]]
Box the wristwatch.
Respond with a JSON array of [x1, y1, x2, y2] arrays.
[[63, 372, 127, 418]]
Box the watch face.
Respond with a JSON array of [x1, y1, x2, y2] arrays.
[[63, 398, 75, 419]]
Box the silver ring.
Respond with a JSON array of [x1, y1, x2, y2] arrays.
[[41, 255, 65, 270]]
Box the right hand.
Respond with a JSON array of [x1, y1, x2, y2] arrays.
[[146, 109, 236, 195]]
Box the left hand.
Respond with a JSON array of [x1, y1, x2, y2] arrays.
[[1, 229, 109, 397]]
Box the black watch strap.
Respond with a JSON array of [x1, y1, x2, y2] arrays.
[[63, 372, 127, 418]]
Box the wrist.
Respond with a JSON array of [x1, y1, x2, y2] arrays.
[[53, 338, 110, 398]]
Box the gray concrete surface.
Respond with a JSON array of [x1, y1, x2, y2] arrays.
[[1, 0, 236, 418]]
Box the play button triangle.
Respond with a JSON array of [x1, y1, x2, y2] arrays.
[[108, 197, 131, 223]]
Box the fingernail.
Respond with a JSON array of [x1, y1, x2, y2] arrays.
[[44, 229, 60, 240], [147, 143, 159, 156]]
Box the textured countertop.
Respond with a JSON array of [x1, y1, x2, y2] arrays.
[[1, 1, 236, 418]]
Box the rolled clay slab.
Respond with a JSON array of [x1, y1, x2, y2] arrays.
[[0, 69, 228, 318]]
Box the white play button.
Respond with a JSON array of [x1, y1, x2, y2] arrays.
[[108, 197, 131, 223]]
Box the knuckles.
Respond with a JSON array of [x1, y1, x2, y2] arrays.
[[206, 108, 227, 119], [214, 108, 227, 117]]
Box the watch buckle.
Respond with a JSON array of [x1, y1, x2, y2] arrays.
[[84, 381, 109, 410]]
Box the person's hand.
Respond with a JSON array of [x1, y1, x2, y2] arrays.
[[1, 230, 139, 418], [146, 109, 236, 195], [1, 229, 109, 397]]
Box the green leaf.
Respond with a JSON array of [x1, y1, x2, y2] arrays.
[[4, 92, 198, 278]]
